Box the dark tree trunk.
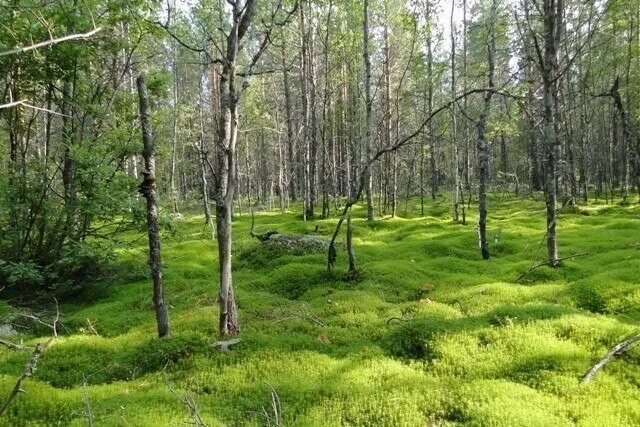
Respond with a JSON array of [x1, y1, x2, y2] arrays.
[[541, 0, 560, 266], [136, 74, 170, 338], [476, 3, 496, 261]]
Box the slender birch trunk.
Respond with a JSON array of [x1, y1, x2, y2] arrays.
[[136, 74, 170, 338]]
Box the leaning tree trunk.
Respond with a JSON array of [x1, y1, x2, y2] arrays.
[[136, 74, 170, 338]]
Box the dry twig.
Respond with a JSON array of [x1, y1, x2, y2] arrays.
[[515, 252, 589, 283], [163, 371, 208, 427]]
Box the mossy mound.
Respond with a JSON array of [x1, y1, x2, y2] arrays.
[[1, 195, 639, 426]]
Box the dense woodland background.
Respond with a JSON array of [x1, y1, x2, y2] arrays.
[[2, 0, 639, 298], [1, 0, 640, 424]]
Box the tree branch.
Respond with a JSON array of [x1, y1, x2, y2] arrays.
[[583, 334, 640, 383], [0, 28, 102, 58]]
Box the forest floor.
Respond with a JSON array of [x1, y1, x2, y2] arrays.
[[1, 195, 639, 426]]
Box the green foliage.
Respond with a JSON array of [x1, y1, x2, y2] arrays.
[[0, 260, 44, 288]]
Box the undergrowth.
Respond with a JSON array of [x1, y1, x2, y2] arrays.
[[0, 195, 639, 426]]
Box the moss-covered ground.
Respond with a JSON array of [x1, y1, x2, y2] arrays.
[[1, 195, 639, 426]]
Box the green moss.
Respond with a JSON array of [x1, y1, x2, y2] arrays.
[[1, 196, 639, 425]]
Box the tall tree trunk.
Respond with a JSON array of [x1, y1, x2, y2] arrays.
[[541, 0, 560, 266], [299, 3, 310, 220], [476, 1, 496, 261], [307, 1, 318, 219], [426, 3, 437, 201], [198, 73, 214, 229], [462, 0, 471, 204], [450, 0, 460, 222], [276, 109, 286, 212], [170, 38, 180, 215], [383, 15, 394, 217], [321, 0, 334, 218], [214, 0, 259, 336], [363, 0, 375, 220], [281, 43, 296, 202], [137, 74, 170, 338]]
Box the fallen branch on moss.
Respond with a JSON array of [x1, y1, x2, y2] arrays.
[[582, 333, 640, 383], [386, 317, 410, 325], [514, 252, 590, 283], [0, 338, 31, 351], [0, 339, 52, 416], [211, 338, 242, 352]]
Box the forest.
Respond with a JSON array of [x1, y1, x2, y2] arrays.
[[0, 0, 639, 425]]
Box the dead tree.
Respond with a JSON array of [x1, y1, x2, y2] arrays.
[[137, 74, 170, 338], [327, 87, 520, 271]]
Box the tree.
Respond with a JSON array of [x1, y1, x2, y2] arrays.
[[363, 0, 375, 221], [212, 0, 259, 336], [137, 73, 170, 338], [476, 0, 498, 260], [209, 0, 297, 336]]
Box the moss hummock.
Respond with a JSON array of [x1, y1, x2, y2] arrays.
[[1, 195, 638, 426]]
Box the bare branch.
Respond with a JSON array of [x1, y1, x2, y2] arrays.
[[0, 338, 31, 351], [163, 370, 208, 427], [0, 27, 102, 58], [583, 334, 640, 383], [0, 339, 52, 416], [0, 100, 70, 116]]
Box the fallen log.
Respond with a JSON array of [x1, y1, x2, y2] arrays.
[[582, 333, 640, 383], [211, 338, 242, 352], [0, 338, 31, 351]]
